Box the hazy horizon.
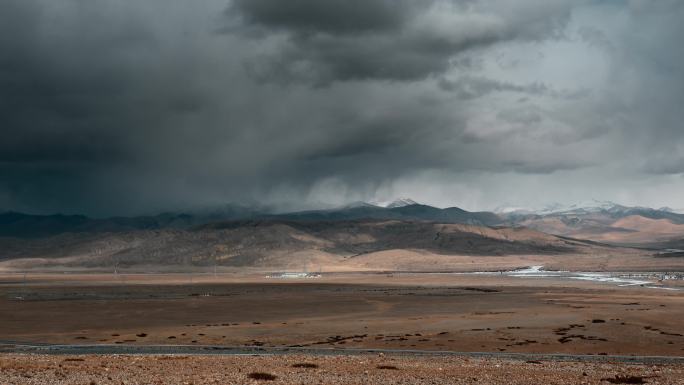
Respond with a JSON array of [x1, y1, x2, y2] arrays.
[[3, 195, 683, 219]]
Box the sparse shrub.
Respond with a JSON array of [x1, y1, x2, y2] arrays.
[[292, 363, 318, 368], [601, 375, 649, 384], [248, 372, 277, 381]]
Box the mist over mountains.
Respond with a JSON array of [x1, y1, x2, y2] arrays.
[[0, 199, 499, 238], [3, 199, 684, 244]]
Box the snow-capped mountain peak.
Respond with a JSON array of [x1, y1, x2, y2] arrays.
[[534, 200, 626, 215], [492, 204, 534, 214], [385, 198, 419, 208], [659, 207, 684, 214]]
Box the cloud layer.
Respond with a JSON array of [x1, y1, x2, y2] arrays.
[[1, 0, 683, 215], [227, 0, 573, 83]]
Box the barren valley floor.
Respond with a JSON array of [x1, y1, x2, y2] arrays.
[[0, 273, 682, 357]]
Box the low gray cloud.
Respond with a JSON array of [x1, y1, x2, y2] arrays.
[[227, 0, 575, 83], [1, 0, 684, 215]]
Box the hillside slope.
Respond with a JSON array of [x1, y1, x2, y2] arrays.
[[504, 203, 684, 246], [0, 220, 609, 270]]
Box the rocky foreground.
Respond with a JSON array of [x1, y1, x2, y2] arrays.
[[1, 354, 683, 385]]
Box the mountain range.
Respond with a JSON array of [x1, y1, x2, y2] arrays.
[[498, 201, 684, 246], [0, 218, 626, 271], [3, 199, 684, 242], [0, 199, 501, 238], [1, 199, 684, 270]]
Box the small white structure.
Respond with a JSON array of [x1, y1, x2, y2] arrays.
[[267, 272, 321, 279]]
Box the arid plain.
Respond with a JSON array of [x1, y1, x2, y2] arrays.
[[2, 271, 682, 356]]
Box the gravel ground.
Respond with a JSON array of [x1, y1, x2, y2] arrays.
[[1, 353, 683, 384]]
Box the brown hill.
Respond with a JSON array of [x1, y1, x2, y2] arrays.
[[0, 220, 616, 271], [519, 213, 684, 245]]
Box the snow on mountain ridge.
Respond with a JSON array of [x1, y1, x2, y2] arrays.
[[533, 200, 626, 215], [495, 200, 646, 216], [385, 198, 419, 208], [660, 207, 684, 214], [493, 205, 534, 214]]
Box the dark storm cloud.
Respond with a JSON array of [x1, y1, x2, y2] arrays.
[[227, 0, 411, 34], [1, 0, 684, 215], [0, 0, 231, 214], [227, 0, 575, 83]]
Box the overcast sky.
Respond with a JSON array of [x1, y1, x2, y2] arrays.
[[1, 0, 683, 216]]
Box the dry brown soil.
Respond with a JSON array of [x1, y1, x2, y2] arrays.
[[1, 273, 682, 357], [2, 353, 684, 385]]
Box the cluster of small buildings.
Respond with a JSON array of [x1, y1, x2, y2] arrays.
[[657, 273, 684, 281], [618, 272, 684, 282], [266, 272, 321, 279]]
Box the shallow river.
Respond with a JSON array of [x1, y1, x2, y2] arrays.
[[463, 265, 682, 291]]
